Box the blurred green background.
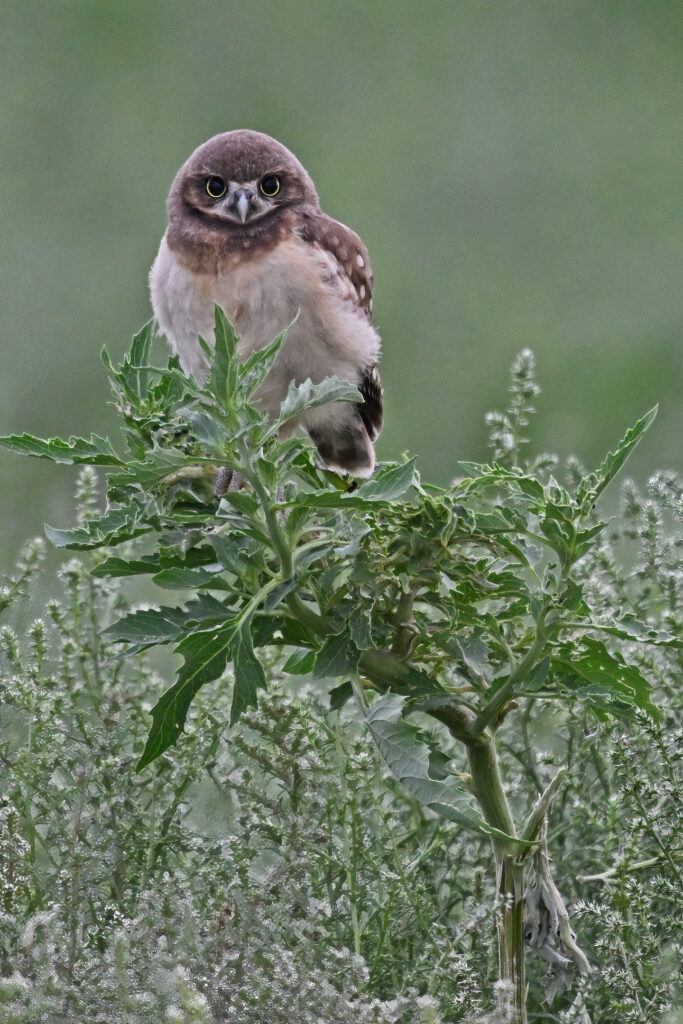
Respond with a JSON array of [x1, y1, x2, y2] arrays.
[[1, 1, 681, 568]]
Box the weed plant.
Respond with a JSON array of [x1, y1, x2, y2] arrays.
[[0, 325, 680, 1021]]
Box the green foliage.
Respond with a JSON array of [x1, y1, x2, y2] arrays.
[[0, 465, 679, 1021], [0, 533, 485, 1022], [0, 311, 664, 784], [0, 314, 679, 1021]]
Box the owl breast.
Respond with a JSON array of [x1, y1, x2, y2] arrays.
[[149, 232, 380, 418]]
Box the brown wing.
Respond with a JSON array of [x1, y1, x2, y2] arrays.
[[298, 207, 383, 443], [298, 209, 374, 318]]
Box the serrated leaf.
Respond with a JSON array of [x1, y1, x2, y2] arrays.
[[365, 695, 528, 846], [579, 406, 658, 506], [313, 632, 361, 679], [553, 638, 658, 716], [182, 409, 226, 447], [210, 305, 239, 407], [354, 459, 417, 501], [433, 632, 492, 684], [349, 607, 374, 649], [295, 459, 417, 509], [92, 545, 217, 578], [242, 327, 290, 396], [45, 508, 149, 550], [91, 557, 160, 577], [525, 657, 551, 691], [275, 376, 362, 430], [103, 595, 227, 650], [151, 566, 229, 590], [263, 576, 298, 612], [0, 432, 123, 466], [136, 618, 240, 770], [102, 606, 190, 645], [111, 449, 218, 490], [128, 321, 154, 396], [229, 621, 267, 724], [587, 615, 683, 649], [209, 535, 248, 575]]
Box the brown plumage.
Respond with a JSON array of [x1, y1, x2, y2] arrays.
[[150, 130, 383, 476]]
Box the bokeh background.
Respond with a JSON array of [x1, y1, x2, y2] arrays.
[[1, 0, 681, 568]]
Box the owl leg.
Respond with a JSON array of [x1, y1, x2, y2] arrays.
[[214, 467, 245, 497]]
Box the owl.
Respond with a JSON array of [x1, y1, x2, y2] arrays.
[[150, 129, 382, 477]]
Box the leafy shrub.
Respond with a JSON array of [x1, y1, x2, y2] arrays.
[[0, 329, 680, 1022]]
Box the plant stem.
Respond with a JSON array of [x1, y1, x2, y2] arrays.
[[282, 574, 531, 1017], [473, 604, 551, 735], [467, 735, 527, 1024]]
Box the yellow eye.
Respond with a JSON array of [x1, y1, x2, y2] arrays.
[[259, 175, 280, 197], [206, 176, 226, 199]]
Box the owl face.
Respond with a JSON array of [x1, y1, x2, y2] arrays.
[[170, 130, 319, 231]]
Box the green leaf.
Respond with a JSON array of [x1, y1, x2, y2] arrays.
[[111, 449, 218, 490], [128, 320, 154, 396], [578, 406, 658, 506], [102, 605, 190, 646], [295, 459, 417, 509], [210, 535, 249, 575], [275, 376, 362, 429], [45, 508, 150, 549], [102, 594, 227, 651], [553, 638, 658, 716], [353, 459, 417, 501], [136, 617, 240, 771], [91, 557, 161, 577], [151, 566, 229, 590], [263, 576, 299, 612], [525, 657, 551, 691], [210, 304, 239, 407], [587, 615, 683, 649], [329, 680, 354, 710], [229, 622, 267, 724], [434, 632, 492, 684], [183, 409, 227, 447], [0, 432, 123, 466], [539, 502, 577, 558], [313, 632, 361, 679], [349, 607, 374, 649], [282, 649, 316, 675], [365, 695, 529, 847], [241, 327, 290, 395], [93, 545, 219, 579]]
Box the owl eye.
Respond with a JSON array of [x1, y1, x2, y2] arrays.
[[205, 176, 227, 199], [259, 175, 280, 198]]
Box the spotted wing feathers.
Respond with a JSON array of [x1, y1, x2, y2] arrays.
[[299, 210, 374, 318], [298, 208, 382, 473]]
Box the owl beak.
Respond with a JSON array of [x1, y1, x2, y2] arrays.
[[234, 190, 251, 224]]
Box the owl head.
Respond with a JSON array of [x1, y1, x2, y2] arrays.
[[168, 130, 319, 231]]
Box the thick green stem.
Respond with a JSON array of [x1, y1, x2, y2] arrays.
[[467, 736, 527, 1024], [274, 525, 530, 1017], [496, 858, 527, 1023]]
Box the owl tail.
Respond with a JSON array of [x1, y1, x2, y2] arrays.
[[305, 403, 375, 479]]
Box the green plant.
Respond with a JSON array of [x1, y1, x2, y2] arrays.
[[1, 525, 467, 1023], [1, 316, 679, 1022]]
